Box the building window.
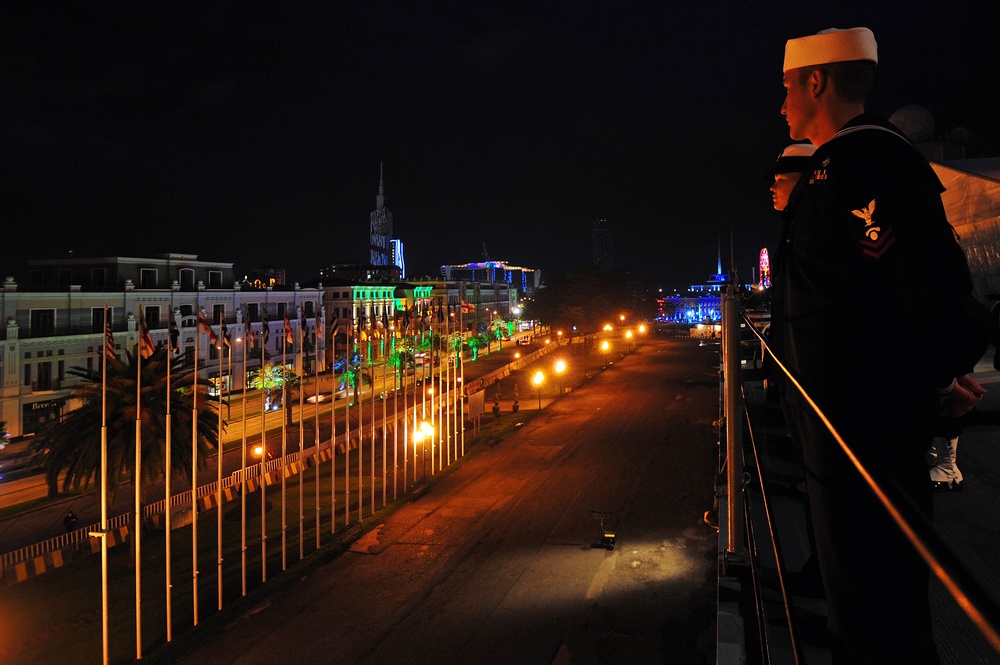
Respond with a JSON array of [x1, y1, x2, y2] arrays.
[[91, 307, 111, 333], [140, 268, 157, 289], [208, 271, 223, 289], [277, 302, 287, 319], [213, 304, 225, 324], [37, 361, 52, 391], [30, 309, 56, 337], [179, 304, 193, 318], [304, 301, 315, 317], [179, 268, 195, 291], [144, 305, 160, 330], [91, 268, 107, 289], [246, 303, 260, 322], [24, 362, 31, 387]]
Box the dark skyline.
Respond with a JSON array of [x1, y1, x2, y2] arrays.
[[3, 3, 998, 289]]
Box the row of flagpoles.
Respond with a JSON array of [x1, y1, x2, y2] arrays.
[[95, 295, 469, 662]]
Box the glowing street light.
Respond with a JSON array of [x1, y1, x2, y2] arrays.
[[412, 420, 434, 483], [603, 324, 613, 332], [554, 359, 566, 396], [601, 340, 610, 367], [532, 370, 544, 410], [625, 329, 633, 352]]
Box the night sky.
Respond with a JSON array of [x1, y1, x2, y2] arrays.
[[3, 3, 999, 289]]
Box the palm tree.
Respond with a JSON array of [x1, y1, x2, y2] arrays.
[[345, 351, 373, 404], [389, 337, 416, 389], [249, 362, 300, 425], [37, 347, 220, 500]]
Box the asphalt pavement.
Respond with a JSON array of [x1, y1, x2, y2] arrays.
[[149, 335, 722, 665]]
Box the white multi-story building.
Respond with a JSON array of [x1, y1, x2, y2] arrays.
[[1, 254, 323, 439]]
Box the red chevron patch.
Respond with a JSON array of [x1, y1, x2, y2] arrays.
[[861, 227, 895, 258]]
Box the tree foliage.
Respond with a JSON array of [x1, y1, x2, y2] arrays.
[[37, 347, 221, 499]]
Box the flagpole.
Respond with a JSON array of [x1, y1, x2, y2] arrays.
[[298, 314, 305, 561], [402, 321, 408, 493], [281, 318, 288, 571], [99, 306, 110, 665], [241, 323, 247, 596], [314, 316, 321, 551], [359, 317, 364, 523], [345, 321, 351, 528], [135, 322, 144, 659], [460, 301, 466, 457], [165, 322, 173, 642], [260, 318, 267, 582], [330, 324, 336, 536], [370, 324, 375, 515], [381, 320, 387, 508], [192, 316, 199, 626], [217, 321, 224, 610], [392, 324, 398, 501]]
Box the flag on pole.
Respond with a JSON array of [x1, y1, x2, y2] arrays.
[[382, 310, 389, 329], [402, 306, 410, 329], [283, 314, 293, 345], [316, 312, 323, 340], [198, 309, 218, 345], [261, 315, 270, 345], [169, 322, 180, 355], [437, 304, 444, 323], [139, 314, 155, 359], [245, 311, 256, 349], [104, 308, 116, 361], [460, 301, 475, 314], [221, 319, 231, 348], [330, 311, 339, 336]]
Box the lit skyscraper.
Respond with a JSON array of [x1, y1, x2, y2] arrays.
[[369, 163, 393, 266], [390, 238, 405, 278]]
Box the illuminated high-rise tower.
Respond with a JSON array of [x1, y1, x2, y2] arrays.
[[369, 163, 393, 266]]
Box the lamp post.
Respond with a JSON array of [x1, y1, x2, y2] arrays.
[[625, 329, 633, 353], [532, 371, 544, 410], [413, 420, 433, 485], [554, 359, 566, 397], [601, 340, 610, 368]]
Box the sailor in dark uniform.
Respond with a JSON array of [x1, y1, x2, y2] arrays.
[[778, 27, 990, 664]]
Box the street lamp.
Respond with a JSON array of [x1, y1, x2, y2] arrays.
[[601, 340, 610, 368], [532, 371, 544, 410], [625, 329, 633, 353], [413, 420, 434, 484], [554, 359, 566, 396]]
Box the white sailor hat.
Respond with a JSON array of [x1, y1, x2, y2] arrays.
[[772, 143, 817, 175], [783, 27, 878, 73]]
